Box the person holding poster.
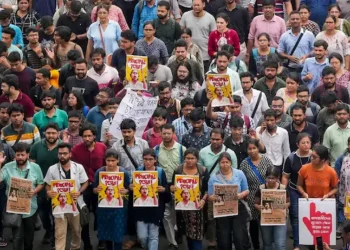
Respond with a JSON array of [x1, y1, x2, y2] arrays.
[[208, 152, 250, 250], [45, 143, 89, 250], [93, 149, 130, 250], [254, 167, 289, 250], [170, 148, 209, 250], [131, 148, 169, 250], [0, 143, 44, 250]]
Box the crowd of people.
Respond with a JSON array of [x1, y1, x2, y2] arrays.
[[0, 0, 349, 249]]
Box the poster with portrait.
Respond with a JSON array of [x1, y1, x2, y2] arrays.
[[51, 180, 77, 215], [299, 198, 336, 245], [98, 172, 124, 208], [206, 74, 233, 107], [174, 175, 200, 211], [133, 171, 158, 207], [6, 177, 32, 215], [261, 190, 286, 226], [213, 184, 238, 217], [125, 55, 148, 90]]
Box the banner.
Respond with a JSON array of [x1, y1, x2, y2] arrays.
[[6, 177, 32, 215], [174, 175, 200, 211], [206, 74, 233, 107], [51, 180, 77, 215], [260, 190, 286, 225], [299, 198, 336, 245], [109, 89, 158, 138], [125, 55, 148, 90], [133, 171, 158, 207], [98, 172, 124, 208], [213, 184, 238, 217]]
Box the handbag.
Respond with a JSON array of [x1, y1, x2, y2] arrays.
[[77, 204, 89, 226]]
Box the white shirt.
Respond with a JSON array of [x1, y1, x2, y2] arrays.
[[175, 200, 196, 210], [203, 67, 242, 94], [234, 89, 270, 125], [134, 196, 155, 206], [87, 64, 119, 89], [44, 161, 89, 218], [256, 126, 291, 166]]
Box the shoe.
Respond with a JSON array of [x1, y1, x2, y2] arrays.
[[42, 232, 50, 245], [0, 237, 7, 248], [97, 241, 106, 250], [167, 244, 178, 250]]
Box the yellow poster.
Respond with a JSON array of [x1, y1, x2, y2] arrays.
[[133, 171, 158, 207], [51, 180, 77, 215], [206, 74, 233, 107], [174, 175, 200, 211], [98, 172, 124, 208], [125, 55, 148, 90], [6, 177, 32, 215]]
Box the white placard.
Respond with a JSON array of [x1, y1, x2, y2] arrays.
[[298, 198, 336, 246]]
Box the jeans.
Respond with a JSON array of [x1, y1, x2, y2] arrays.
[[136, 221, 159, 250], [216, 202, 251, 250], [186, 237, 202, 250], [260, 225, 287, 250], [0, 187, 5, 237], [12, 212, 37, 250], [289, 187, 301, 248]]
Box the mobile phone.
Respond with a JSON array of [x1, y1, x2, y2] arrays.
[[316, 236, 323, 250]]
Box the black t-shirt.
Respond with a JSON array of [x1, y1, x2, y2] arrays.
[[63, 169, 71, 179], [39, 30, 55, 49], [29, 85, 62, 108], [64, 76, 99, 108], [283, 153, 311, 189]]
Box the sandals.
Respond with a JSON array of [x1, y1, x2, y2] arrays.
[[122, 240, 137, 250]]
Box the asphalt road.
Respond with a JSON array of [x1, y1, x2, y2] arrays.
[[2, 219, 346, 250]]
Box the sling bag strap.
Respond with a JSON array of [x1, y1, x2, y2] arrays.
[[209, 147, 228, 175], [122, 143, 138, 169], [285, 30, 304, 66], [13, 129, 24, 147], [251, 92, 262, 119]]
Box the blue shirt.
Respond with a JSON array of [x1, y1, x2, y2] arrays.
[[131, 0, 158, 39], [301, 57, 329, 93], [300, 0, 336, 28], [87, 20, 121, 56], [86, 106, 111, 142], [278, 29, 315, 69], [0, 24, 24, 48], [172, 116, 192, 144], [208, 168, 248, 195]]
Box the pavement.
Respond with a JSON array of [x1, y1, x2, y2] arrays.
[[1, 217, 346, 250]]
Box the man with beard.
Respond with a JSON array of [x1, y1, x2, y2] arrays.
[[323, 104, 350, 166], [0, 102, 10, 130], [167, 39, 204, 83], [234, 72, 269, 125], [63, 58, 99, 108], [111, 118, 148, 249], [154, 1, 182, 54], [172, 97, 195, 143], [59, 50, 82, 90], [182, 108, 212, 150], [302, 39, 329, 93], [284, 103, 319, 152], [256, 109, 290, 171], [1, 103, 40, 147], [87, 48, 120, 90], [33, 90, 68, 136], [45, 142, 89, 250], [30, 68, 61, 112], [257, 96, 293, 128], [30, 123, 61, 247], [254, 60, 286, 105], [158, 81, 181, 123], [311, 66, 350, 106], [0, 9, 23, 48], [86, 87, 113, 142], [72, 123, 107, 250], [23, 27, 49, 70], [288, 85, 320, 124]]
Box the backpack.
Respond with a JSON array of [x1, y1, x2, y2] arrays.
[[155, 144, 184, 164], [222, 113, 251, 131]]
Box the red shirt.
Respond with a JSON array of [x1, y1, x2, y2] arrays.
[[142, 128, 177, 148], [0, 91, 35, 118], [71, 142, 107, 182], [208, 29, 241, 58]]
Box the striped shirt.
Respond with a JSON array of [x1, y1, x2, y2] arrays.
[[172, 116, 192, 144], [1, 122, 41, 147]]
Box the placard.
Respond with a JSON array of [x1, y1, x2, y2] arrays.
[[174, 175, 200, 211], [109, 89, 158, 138], [213, 184, 238, 217], [125, 55, 148, 90], [133, 171, 158, 207], [299, 198, 336, 245], [51, 180, 77, 215], [261, 190, 286, 225], [206, 74, 233, 107], [98, 172, 124, 208], [6, 177, 32, 215]]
